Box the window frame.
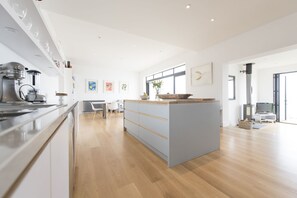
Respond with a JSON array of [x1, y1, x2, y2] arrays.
[[145, 65, 186, 95]]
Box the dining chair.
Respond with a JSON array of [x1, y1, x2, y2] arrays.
[[107, 101, 119, 113], [90, 102, 105, 119], [117, 100, 124, 112]]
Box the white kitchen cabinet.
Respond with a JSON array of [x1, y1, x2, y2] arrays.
[[51, 113, 74, 198], [9, 111, 75, 198], [10, 144, 51, 198]]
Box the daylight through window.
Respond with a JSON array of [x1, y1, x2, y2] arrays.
[[145, 65, 186, 97]]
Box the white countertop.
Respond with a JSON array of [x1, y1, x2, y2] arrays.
[[0, 102, 78, 197]]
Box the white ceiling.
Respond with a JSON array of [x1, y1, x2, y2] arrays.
[[236, 48, 297, 70], [38, 0, 297, 71], [43, 12, 186, 71]]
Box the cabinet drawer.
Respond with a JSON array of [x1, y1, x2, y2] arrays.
[[139, 127, 169, 157], [125, 110, 139, 124], [139, 103, 169, 119], [139, 114, 169, 139], [124, 101, 138, 111], [125, 119, 139, 137]]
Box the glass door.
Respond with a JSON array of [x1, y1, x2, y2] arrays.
[[274, 71, 297, 124]]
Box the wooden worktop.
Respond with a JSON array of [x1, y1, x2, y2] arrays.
[[124, 98, 217, 104]]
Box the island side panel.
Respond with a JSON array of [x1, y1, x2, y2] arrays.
[[168, 102, 220, 167], [124, 101, 139, 137]]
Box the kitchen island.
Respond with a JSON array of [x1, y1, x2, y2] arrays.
[[124, 99, 220, 167]]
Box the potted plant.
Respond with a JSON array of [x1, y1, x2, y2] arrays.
[[152, 80, 163, 99]]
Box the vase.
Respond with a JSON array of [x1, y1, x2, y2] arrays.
[[155, 89, 159, 99]]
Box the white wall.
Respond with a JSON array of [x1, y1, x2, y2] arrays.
[[139, 12, 297, 126], [0, 42, 60, 103], [73, 65, 139, 112], [228, 65, 241, 126], [257, 64, 297, 103]]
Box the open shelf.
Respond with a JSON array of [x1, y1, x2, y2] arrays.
[[0, 1, 64, 76]]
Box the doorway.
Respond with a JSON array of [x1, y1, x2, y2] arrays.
[[274, 71, 297, 124]]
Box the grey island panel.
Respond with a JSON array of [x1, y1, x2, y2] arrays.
[[168, 102, 220, 167]]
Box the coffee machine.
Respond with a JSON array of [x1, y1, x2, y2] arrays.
[[0, 62, 27, 103]]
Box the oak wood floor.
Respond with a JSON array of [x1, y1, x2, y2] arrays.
[[74, 113, 297, 198]]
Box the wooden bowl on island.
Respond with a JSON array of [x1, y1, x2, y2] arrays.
[[157, 94, 192, 99]]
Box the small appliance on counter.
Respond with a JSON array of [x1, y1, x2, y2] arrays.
[[0, 62, 47, 104], [0, 62, 28, 103], [24, 70, 46, 103]]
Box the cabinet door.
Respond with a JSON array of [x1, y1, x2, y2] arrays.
[[51, 117, 71, 198], [10, 145, 51, 198]]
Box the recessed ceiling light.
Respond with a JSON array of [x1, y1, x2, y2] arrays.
[[210, 18, 215, 22], [186, 4, 191, 9]]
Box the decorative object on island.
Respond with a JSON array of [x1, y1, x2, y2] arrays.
[[191, 62, 213, 86], [86, 79, 98, 93], [104, 80, 114, 93], [157, 94, 192, 99], [140, 92, 149, 100], [152, 80, 163, 99], [56, 92, 68, 105], [119, 81, 129, 93]]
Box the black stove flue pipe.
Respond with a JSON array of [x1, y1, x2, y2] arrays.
[[240, 63, 255, 121], [245, 63, 253, 105]]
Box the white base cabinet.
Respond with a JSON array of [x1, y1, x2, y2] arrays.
[[10, 144, 51, 198], [51, 114, 72, 198], [10, 111, 75, 198]]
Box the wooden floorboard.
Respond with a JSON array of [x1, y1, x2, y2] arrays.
[[74, 113, 297, 198]]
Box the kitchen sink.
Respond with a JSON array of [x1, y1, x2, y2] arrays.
[[0, 103, 59, 122], [0, 103, 57, 112], [0, 109, 35, 122]]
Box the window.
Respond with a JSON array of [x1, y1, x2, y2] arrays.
[[228, 75, 236, 100], [145, 65, 186, 96]]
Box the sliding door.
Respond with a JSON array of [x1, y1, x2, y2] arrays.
[[274, 71, 297, 124]]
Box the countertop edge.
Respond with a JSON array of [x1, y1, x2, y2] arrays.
[[124, 98, 218, 104], [0, 102, 78, 197]]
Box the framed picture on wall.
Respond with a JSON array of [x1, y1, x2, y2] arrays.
[[191, 62, 213, 86], [104, 80, 114, 93], [119, 81, 129, 93], [86, 79, 98, 93]]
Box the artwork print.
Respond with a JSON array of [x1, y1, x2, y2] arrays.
[[120, 81, 129, 93], [191, 63, 213, 86], [86, 79, 98, 93], [104, 81, 114, 92]]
